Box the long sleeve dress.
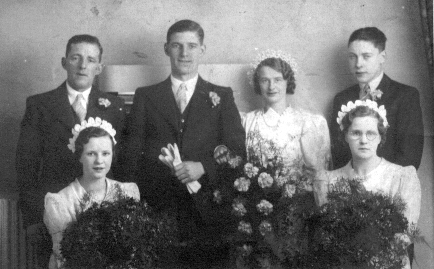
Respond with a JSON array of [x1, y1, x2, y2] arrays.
[[43, 178, 140, 269]]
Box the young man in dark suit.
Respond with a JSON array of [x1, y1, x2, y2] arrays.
[[123, 20, 245, 266], [16, 34, 125, 267], [331, 27, 424, 170]]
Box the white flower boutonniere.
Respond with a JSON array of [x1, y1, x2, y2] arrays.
[[370, 89, 383, 101], [209, 91, 220, 108], [98, 98, 111, 108]]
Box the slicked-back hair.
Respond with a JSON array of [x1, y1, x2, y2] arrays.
[[166, 19, 204, 44], [348, 27, 387, 52]]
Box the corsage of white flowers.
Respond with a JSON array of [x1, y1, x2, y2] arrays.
[[98, 98, 111, 108], [369, 89, 383, 101], [238, 220, 253, 235], [234, 177, 251, 192], [258, 172, 273, 188], [209, 91, 220, 108], [67, 117, 117, 153], [256, 199, 273, 216], [337, 99, 389, 131]]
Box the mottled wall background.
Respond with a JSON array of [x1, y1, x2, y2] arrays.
[[0, 0, 432, 267]]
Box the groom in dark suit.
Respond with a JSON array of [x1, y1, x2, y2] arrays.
[[16, 34, 125, 267], [123, 20, 245, 266], [331, 27, 424, 170]]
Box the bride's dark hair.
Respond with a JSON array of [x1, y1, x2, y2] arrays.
[[341, 106, 388, 147], [74, 127, 115, 159], [253, 57, 296, 95]]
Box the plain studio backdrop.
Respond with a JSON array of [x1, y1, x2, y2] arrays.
[[0, 0, 432, 268]]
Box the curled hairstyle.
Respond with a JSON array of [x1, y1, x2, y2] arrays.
[[253, 57, 296, 95], [166, 19, 204, 44], [74, 127, 115, 160], [340, 105, 388, 147], [348, 27, 387, 52], [66, 34, 103, 62]]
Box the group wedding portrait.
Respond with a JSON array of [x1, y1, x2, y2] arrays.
[[0, 0, 432, 268]]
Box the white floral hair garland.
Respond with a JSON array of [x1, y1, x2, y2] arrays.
[[247, 49, 299, 85], [337, 100, 389, 131], [67, 117, 117, 153]]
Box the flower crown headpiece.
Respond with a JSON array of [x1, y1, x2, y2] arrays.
[[247, 49, 299, 85], [337, 100, 389, 131], [67, 117, 117, 153]]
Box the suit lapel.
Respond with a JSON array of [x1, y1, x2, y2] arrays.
[[87, 86, 100, 118], [184, 76, 211, 129], [150, 77, 180, 130], [375, 74, 392, 106], [48, 82, 76, 128]]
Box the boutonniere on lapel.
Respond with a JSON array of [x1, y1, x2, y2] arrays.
[[209, 91, 221, 108], [370, 89, 383, 101], [97, 98, 111, 109]]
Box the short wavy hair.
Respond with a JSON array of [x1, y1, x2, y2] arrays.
[[340, 105, 388, 147], [74, 127, 115, 160], [66, 34, 103, 62], [253, 57, 296, 95], [166, 19, 204, 45]]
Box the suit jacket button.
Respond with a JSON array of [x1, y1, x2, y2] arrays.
[[181, 119, 185, 123], [180, 128, 183, 133]]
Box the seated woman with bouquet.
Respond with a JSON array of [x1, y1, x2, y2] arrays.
[[315, 100, 421, 268], [242, 50, 331, 181], [43, 117, 140, 269]]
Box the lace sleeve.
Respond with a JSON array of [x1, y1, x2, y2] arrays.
[[300, 114, 332, 174], [398, 166, 421, 226]]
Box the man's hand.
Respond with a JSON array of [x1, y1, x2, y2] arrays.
[[214, 145, 230, 164], [174, 161, 205, 184]]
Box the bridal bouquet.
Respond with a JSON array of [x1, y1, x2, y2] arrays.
[[277, 177, 419, 269], [61, 188, 177, 269], [228, 131, 315, 268]]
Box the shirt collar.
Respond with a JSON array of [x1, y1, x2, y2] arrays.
[[66, 82, 92, 105], [170, 74, 199, 93], [359, 72, 384, 92]]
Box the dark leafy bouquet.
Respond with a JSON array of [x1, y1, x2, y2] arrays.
[[60, 186, 177, 269], [278, 177, 419, 269], [226, 130, 316, 268]]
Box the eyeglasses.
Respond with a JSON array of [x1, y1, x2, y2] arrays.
[[347, 130, 379, 141]]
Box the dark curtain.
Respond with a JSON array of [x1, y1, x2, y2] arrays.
[[419, 0, 433, 69]]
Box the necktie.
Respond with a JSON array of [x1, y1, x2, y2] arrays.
[[72, 94, 86, 122], [176, 83, 188, 113], [360, 84, 371, 101]]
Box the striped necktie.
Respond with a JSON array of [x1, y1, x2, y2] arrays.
[[72, 94, 86, 122], [176, 83, 188, 113], [360, 84, 371, 101]]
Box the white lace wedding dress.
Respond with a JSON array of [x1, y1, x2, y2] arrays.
[[242, 106, 331, 181]]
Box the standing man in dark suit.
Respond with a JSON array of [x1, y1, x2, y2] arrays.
[[16, 34, 125, 267], [123, 19, 245, 266], [331, 27, 424, 170]]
